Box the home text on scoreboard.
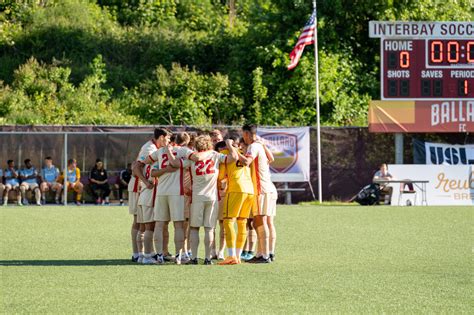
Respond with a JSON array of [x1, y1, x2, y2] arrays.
[[369, 21, 474, 100]]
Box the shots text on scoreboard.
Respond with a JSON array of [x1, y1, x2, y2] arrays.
[[369, 21, 474, 100]]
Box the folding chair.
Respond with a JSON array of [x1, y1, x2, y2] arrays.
[[398, 182, 417, 206]]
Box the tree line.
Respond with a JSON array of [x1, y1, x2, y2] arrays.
[[0, 0, 471, 126]]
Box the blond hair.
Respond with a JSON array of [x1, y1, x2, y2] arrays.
[[194, 135, 213, 152]]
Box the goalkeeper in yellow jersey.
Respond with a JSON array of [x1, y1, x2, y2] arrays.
[[217, 138, 255, 265]]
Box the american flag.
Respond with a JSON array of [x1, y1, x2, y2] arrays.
[[287, 10, 316, 70]]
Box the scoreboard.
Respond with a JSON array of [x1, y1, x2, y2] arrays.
[[369, 21, 474, 100]]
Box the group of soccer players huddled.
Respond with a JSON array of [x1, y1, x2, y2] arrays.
[[128, 125, 277, 265]]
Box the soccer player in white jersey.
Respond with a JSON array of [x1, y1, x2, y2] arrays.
[[138, 160, 176, 264], [128, 128, 169, 263], [147, 132, 197, 264], [237, 124, 277, 263], [168, 135, 235, 265]]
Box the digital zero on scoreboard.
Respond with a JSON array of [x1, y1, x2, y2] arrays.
[[369, 21, 474, 100]]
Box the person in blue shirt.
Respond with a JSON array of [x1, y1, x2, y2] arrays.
[[3, 160, 22, 206], [0, 168, 5, 205], [19, 159, 41, 206], [40, 156, 63, 205]]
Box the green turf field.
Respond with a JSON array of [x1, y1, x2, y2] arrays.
[[1, 205, 472, 313]]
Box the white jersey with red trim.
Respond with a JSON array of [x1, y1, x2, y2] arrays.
[[150, 146, 193, 196], [246, 142, 277, 194], [128, 140, 159, 192], [184, 151, 227, 202]]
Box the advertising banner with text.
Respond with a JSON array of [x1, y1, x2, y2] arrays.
[[388, 164, 473, 205], [413, 139, 474, 165], [369, 100, 474, 132], [257, 127, 310, 182]]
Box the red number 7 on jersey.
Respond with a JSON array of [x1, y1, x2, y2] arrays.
[[195, 159, 215, 175]]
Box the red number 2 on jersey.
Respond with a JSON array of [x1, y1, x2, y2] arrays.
[[195, 159, 215, 176], [160, 152, 177, 169], [160, 154, 169, 169]]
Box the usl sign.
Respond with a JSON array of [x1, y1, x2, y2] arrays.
[[388, 164, 473, 205], [413, 140, 474, 165], [369, 100, 474, 132], [257, 127, 310, 182]]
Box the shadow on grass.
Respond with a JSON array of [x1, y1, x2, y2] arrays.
[[0, 259, 206, 266], [0, 259, 137, 266]]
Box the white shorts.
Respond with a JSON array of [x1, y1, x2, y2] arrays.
[[190, 200, 218, 228], [128, 192, 139, 215], [137, 205, 154, 224], [253, 192, 278, 217], [42, 182, 61, 190], [5, 183, 19, 190], [155, 195, 185, 222], [21, 182, 39, 190], [138, 188, 154, 208]]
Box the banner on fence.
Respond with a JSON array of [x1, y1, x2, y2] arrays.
[[388, 165, 473, 205], [413, 139, 474, 165], [257, 127, 310, 182]]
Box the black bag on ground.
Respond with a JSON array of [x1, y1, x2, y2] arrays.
[[353, 183, 380, 205]]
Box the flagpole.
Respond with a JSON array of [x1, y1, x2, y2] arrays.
[[312, 0, 323, 203]]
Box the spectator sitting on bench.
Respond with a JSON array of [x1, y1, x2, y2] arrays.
[[3, 160, 22, 206], [57, 158, 83, 206], [0, 168, 5, 205], [19, 159, 41, 206], [89, 159, 111, 205], [373, 163, 393, 205], [115, 163, 132, 206], [40, 156, 63, 205]]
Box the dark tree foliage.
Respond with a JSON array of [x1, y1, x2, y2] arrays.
[[0, 0, 471, 125]]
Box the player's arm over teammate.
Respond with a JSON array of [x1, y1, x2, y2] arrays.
[[226, 139, 250, 165], [165, 140, 236, 168], [132, 161, 154, 189], [150, 165, 177, 178], [255, 139, 275, 163]]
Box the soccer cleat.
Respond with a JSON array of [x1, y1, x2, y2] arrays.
[[254, 256, 271, 264], [181, 253, 191, 264], [175, 254, 182, 265], [137, 256, 144, 264], [55, 199, 60, 205], [163, 253, 173, 262], [17, 202, 23, 207], [217, 252, 225, 260], [142, 257, 157, 265], [185, 258, 198, 265], [154, 254, 165, 264], [218, 256, 239, 265], [131, 255, 139, 263], [245, 255, 261, 263], [203, 258, 213, 265], [269, 253, 275, 262], [242, 251, 255, 261], [36, 202, 41, 206]]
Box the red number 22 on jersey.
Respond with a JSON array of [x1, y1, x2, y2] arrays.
[[195, 159, 215, 176]]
